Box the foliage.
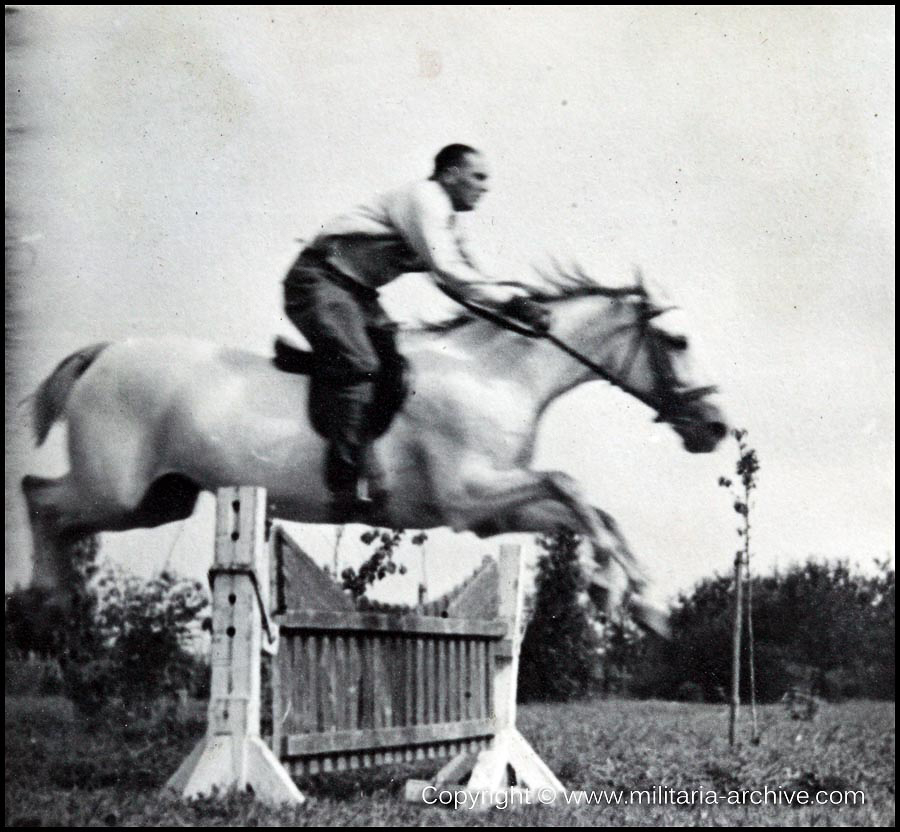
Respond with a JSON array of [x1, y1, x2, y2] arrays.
[[5, 537, 103, 662], [6, 587, 71, 660], [89, 566, 209, 706], [340, 528, 425, 598], [7, 535, 210, 717], [656, 559, 895, 703], [61, 566, 210, 716], [519, 529, 601, 701], [600, 611, 660, 696]]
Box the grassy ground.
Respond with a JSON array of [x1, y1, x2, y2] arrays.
[[5, 695, 894, 826]]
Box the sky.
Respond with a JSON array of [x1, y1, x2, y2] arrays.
[[5, 6, 895, 607]]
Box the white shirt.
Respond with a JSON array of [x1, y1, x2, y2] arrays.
[[310, 180, 510, 306]]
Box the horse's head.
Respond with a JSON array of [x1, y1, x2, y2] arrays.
[[629, 289, 729, 453], [538, 267, 729, 453]]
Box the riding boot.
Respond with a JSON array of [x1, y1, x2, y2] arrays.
[[325, 391, 374, 523]]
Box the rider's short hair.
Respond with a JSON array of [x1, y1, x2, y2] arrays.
[[432, 144, 478, 177]]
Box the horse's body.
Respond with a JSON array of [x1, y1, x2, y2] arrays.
[[23, 276, 727, 629]]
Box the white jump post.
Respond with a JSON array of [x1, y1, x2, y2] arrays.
[[405, 543, 565, 805], [165, 486, 304, 806]]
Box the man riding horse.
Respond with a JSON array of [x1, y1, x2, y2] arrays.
[[284, 144, 550, 520]]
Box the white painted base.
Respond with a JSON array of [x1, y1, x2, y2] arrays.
[[166, 734, 305, 807], [405, 728, 564, 810]]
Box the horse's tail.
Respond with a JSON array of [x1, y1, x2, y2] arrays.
[[32, 342, 110, 446]]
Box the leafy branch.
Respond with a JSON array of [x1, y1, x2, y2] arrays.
[[339, 529, 428, 599]]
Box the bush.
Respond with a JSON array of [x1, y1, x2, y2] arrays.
[[675, 680, 705, 702], [63, 566, 209, 715], [5, 658, 64, 696]]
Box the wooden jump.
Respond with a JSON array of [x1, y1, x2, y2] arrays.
[[166, 487, 563, 808]]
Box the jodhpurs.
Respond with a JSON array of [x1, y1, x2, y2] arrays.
[[283, 249, 398, 494]]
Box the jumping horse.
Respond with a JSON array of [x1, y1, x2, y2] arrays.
[[22, 267, 728, 631]]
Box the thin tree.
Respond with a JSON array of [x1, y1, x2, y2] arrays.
[[719, 428, 760, 746]]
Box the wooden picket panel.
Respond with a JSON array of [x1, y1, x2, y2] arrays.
[[270, 527, 564, 806]]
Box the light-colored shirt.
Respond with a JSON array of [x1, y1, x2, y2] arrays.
[[309, 180, 511, 306]]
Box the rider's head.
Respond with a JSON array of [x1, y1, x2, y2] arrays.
[[431, 144, 489, 212]]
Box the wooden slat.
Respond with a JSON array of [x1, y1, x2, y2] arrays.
[[425, 638, 436, 724], [448, 639, 459, 722], [284, 718, 496, 757], [347, 637, 361, 731], [361, 634, 375, 730], [404, 637, 414, 727], [320, 635, 336, 731], [301, 636, 317, 734], [472, 640, 484, 719], [486, 641, 495, 719], [279, 609, 506, 639], [415, 638, 425, 725], [460, 640, 471, 721], [334, 635, 347, 730], [437, 639, 448, 723], [374, 636, 391, 729]]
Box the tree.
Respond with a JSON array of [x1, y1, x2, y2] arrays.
[[652, 558, 895, 703], [518, 530, 601, 701]]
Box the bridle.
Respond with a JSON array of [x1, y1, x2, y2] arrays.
[[451, 291, 717, 427]]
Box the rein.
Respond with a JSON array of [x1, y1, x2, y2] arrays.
[[447, 293, 715, 423]]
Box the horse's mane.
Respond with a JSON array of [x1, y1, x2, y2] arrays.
[[409, 261, 645, 334]]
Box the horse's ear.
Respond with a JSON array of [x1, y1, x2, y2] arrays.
[[642, 303, 680, 321], [632, 267, 646, 294], [632, 268, 678, 319]]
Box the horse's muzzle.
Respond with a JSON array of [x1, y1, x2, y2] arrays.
[[671, 400, 729, 453]]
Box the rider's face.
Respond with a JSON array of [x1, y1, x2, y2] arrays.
[[443, 153, 490, 212]]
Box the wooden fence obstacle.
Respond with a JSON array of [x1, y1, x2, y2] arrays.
[[165, 487, 304, 806], [270, 523, 564, 807], [167, 486, 563, 809]]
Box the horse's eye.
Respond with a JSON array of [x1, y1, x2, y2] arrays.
[[664, 334, 688, 350]]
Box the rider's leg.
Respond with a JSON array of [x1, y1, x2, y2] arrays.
[[284, 261, 381, 510]]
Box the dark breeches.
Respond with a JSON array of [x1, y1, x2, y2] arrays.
[[283, 251, 398, 493]]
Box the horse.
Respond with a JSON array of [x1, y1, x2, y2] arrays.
[[22, 268, 728, 631]]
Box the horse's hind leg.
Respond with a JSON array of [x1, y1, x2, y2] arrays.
[[22, 474, 93, 598], [22, 472, 201, 602]]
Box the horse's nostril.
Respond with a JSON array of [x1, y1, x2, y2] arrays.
[[710, 421, 728, 439]]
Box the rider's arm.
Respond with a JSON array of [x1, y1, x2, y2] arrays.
[[387, 182, 516, 306]]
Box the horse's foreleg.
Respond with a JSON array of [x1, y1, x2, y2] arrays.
[[440, 466, 665, 634], [440, 467, 642, 590]]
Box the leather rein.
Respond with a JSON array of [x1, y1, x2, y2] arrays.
[[447, 293, 716, 424]]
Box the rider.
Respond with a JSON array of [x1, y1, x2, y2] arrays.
[[283, 143, 549, 518]]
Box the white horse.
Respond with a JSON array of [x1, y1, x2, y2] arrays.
[[23, 270, 727, 630]]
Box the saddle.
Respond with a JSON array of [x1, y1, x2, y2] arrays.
[[272, 336, 409, 439]]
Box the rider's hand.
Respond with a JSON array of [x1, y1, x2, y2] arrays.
[[504, 296, 551, 334]]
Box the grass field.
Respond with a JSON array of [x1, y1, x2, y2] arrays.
[[5, 695, 894, 826]]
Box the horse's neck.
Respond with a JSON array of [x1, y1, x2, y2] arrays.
[[405, 296, 632, 410], [521, 295, 635, 406]]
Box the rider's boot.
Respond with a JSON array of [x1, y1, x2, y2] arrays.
[[325, 396, 375, 524]]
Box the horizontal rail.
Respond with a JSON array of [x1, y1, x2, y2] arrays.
[[283, 718, 496, 758], [277, 609, 508, 639]]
